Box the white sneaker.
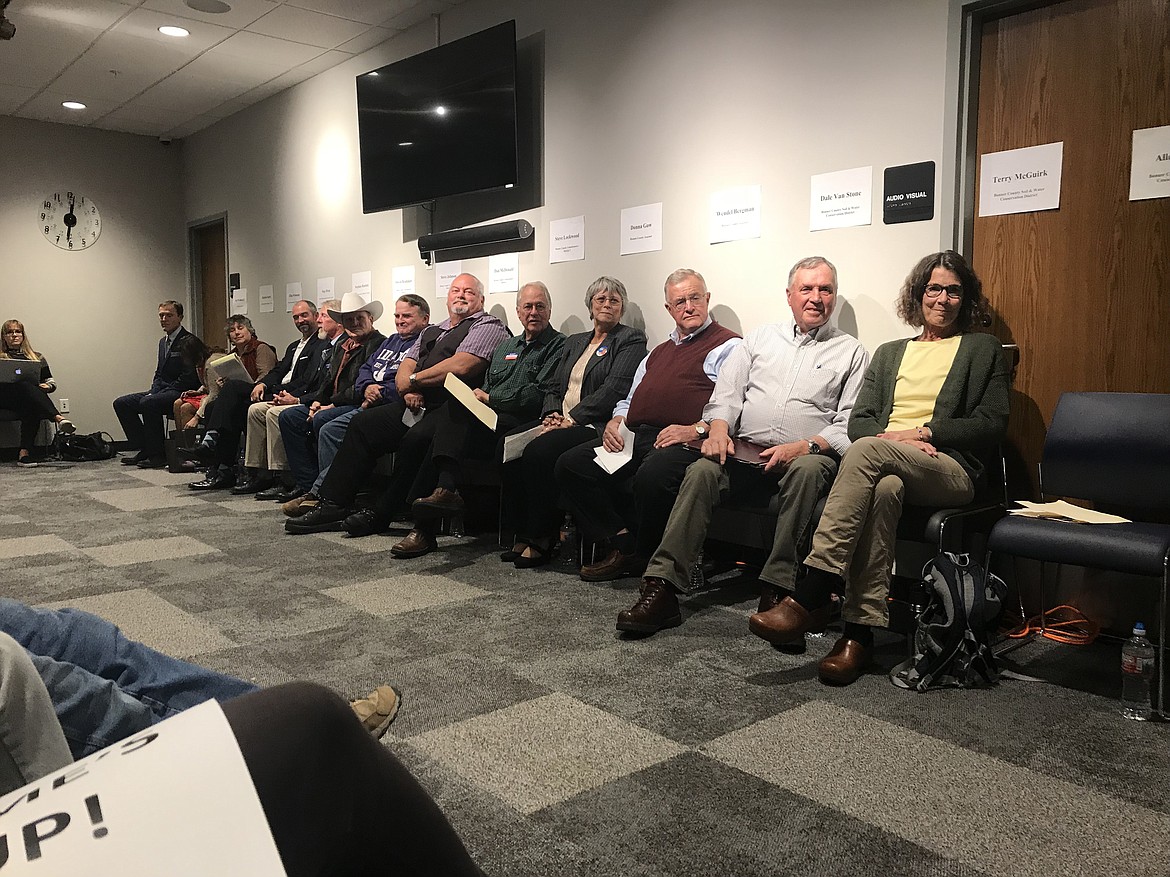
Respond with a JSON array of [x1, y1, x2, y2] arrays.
[[57, 419, 76, 435]]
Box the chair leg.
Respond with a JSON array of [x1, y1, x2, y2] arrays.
[[1159, 562, 1168, 719]]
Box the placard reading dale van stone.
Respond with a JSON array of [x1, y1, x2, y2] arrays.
[[620, 202, 663, 255], [285, 281, 302, 313], [709, 185, 761, 244], [1129, 125, 1170, 201], [978, 142, 1063, 217], [883, 161, 935, 224], [0, 701, 285, 877], [549, 215, 585, 263], [810, 166, 872, 231]]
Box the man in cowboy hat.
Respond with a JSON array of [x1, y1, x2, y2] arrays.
[[286, 273, 510, 539], [274, 292, 387, 498]]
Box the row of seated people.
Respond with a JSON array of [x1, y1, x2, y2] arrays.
[[112, 252, 1009, 687], [0, 319, 79, 465]]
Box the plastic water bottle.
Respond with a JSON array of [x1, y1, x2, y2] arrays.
[[1121, 622, 1155, 721], [559, 515, 579, 568]]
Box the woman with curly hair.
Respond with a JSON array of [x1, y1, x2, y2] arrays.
[[0, 320, 76, 467], [748, 251, 1010, 684]]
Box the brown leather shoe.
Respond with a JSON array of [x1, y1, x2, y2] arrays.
[[390, 527, 437, 558], [282, 493, 318, 518], [757, 586, 785, 614], [748, 596, 839, 645], [617, 578, 682, 634], [411, 488, 464, 522], [580, 548, 644, 582], [818, 636, 873, 685]]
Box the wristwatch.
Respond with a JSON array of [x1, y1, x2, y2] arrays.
[[408, 373, 418, 387], [694, 423, 708, 437], [807, 440, 820, 455]]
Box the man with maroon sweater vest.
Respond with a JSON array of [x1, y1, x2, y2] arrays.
[[555, 268, 741, 581]]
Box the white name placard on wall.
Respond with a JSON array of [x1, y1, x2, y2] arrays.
[[285, 282, 302, 313], [709, 185, 761, 244], [978, 142, 1064, 217], [1129, 125, 1170, 201], [488, 253, 520, 294], [392, 265, 415, 297], [316, 277, 334, 307], [259, 285, 274, 313], [436, 261, 462, 300], [810, 166, 872, 231], [620, 202, 663, 255], [230, 288, 247, 314], [351, 270, 372, 303], [549, 215, 585, 263]]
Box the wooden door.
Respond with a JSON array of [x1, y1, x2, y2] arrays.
[[196, 221, 228, 348], [972, 0, 1170, 498]]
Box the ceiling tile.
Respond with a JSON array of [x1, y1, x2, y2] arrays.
[[139, 0, 275, 30], [382, 0, 451, 32], [373, 0, 425, 25], [16, 90, 121, 126], [246, 5, 370, 49], [106, 6, 237, 49], [0, 85, 38, 116], [133, 68, 252, 114], [207, 30, 324, 66], [14, 0, 132, 32], [283, 0, 400, 27], [294, 49, 352, 76], [0, 9, 106, 89], [334, 25, 395, 56]]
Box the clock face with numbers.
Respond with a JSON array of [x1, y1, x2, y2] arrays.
[[39, 192, 101, 251]]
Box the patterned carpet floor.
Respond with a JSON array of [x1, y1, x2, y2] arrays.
[[4, 458, 1169, 876]]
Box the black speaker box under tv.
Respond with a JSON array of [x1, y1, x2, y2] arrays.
[[356, 21, 519, 213]]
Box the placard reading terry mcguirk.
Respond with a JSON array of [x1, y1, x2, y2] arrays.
[[978, 142, 1063, 217]]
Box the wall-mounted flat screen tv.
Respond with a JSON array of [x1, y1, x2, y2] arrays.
[[356, 20, 518, 213]]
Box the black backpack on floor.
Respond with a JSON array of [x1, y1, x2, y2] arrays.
[[891, 552, 1006, 692], [54, 431, 117, 462]]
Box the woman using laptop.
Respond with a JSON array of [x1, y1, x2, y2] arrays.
[[0, 319, 76, 467]]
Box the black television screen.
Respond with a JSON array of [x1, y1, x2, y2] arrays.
[[356, 21, 518, 213]]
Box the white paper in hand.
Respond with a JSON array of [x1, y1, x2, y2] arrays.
[[593, 420, 634, 473]]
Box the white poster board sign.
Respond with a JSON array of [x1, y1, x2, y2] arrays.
[[1129, 125, 1170, 201], [810, 166, 872, 231], [619, 202, 663, 255], [0, 701, 285, 876], [978, 142, 1064, 217], [285, 282, 302, 313], [549, 215, 586, 263], [258, 285, 274, 313], [316, 277, 335, 307], [351, 270, 372, 303], [392, 265, 415, 297], [488, 253, 519, 294], [709, 185, 762, 244], [230, 288, 247, 314], [435, 261, 462, 300]]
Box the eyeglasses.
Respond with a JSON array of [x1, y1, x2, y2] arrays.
[[667, 293, 706, 311], [924, 284, 963, 301], [591, 295, 622, 305], [520, 302, 549, 312]]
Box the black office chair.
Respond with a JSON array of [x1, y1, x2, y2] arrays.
[[987, 392, 1170, 714]]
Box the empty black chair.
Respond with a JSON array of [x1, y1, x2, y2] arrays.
[[988, 392, 1170, 713]]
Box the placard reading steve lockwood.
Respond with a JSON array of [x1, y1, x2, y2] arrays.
[[0, 701, 285, 876], [978, 142, 1064, 217], [549, 215, 586, 263]]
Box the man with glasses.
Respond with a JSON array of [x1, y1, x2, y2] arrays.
[[286, 273, 509, 536], [617, 257, 870, 634], [555, 268, 741, 582]]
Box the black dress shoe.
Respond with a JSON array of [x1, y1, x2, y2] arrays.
[[284, 501, 349, 534], [188, 470, 235, 491], [255, 484, 290, 501], [616, 578, 682, 634], [230, 474, 274, 495], [271, 487, 306, 503], [136, 456, 168, 469], [344, 508, 389, 537], [121, 451, 147, 465]]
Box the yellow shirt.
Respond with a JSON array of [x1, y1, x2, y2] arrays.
[[885, 336, 961, 432]]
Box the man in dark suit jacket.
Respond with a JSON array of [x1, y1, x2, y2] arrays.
[[113, 300, 202, 469]]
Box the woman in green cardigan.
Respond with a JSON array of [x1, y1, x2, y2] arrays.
[[749, 251, 1010, 685]]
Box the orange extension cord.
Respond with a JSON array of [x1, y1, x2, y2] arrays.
[[1006, 604, 1100, 645]]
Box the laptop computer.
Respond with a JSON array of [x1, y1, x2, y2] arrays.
[[0, 359, 40, 384]]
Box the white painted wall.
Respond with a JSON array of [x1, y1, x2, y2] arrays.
[[0, 116, 185, 440], [182, 0, 954, 352]]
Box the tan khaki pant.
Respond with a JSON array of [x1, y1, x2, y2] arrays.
[[245, 401, 290, 471]]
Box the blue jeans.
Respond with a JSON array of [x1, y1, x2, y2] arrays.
[[0, 599, 259, 758], [279, 404, 357, 493], [313, 407, 361, 493]]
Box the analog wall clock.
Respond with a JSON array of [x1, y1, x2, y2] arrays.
[[39, 191, 101, 251]]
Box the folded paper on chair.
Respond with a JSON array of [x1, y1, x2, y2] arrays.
[[1008, 499, 1130, 525], [443, 372, 498, 431], [684, 437, 771, 468], [503, 425, 542, 462]]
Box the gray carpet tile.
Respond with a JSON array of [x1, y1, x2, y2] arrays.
[[3, 457, 1169, 877]]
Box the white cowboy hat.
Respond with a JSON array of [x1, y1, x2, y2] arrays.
[[328, 292, 384, 323]]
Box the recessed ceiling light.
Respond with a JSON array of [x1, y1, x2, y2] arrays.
[[62, 101, 87, 110], [434, 105, 446, 116], [185, 0, 231, 12], [398, 141, 413, 147], [158, 25, 190, 37]]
